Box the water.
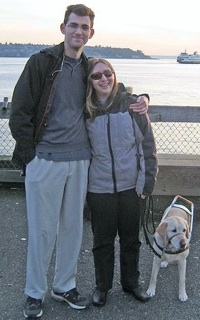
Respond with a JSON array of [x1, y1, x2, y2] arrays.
[[0, 57, 200, 106], [109, 58, 200, 106], [0, 57, 28, 102], [0, 57, 200, 157]]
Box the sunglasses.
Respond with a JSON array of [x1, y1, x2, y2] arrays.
[[90, 70, 114, 80]]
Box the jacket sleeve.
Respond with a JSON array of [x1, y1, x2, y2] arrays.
[[9, 55, 45, 165], [133, 113, 158, 195]]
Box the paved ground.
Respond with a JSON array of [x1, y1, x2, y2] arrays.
[[0, 184, 200, 320]]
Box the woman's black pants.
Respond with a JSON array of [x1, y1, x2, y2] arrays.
[[87, 188, 141, 292]]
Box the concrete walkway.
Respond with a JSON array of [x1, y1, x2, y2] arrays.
[[0, 184, 200, 320]]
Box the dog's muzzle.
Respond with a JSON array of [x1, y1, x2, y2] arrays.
[[168, 232, 187, 249]]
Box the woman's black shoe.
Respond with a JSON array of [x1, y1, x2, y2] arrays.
[[92, 288, 107, 307], [123, 286, 150, 302]]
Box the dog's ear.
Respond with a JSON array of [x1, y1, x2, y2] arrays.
[[156, 221, 168, 240]]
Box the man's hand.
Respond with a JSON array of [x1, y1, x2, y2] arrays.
[[129, 95, 149, 114]]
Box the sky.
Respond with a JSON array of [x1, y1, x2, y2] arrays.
[[1, 0, 200, 56]]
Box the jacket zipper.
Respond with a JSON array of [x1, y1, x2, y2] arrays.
[[107, 114, 117, 193], [34, 55, 65, 143]]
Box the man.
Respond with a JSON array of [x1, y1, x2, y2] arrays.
[[9, 4, 148, 319]]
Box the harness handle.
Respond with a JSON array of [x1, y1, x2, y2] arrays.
[[172, 195, 193, 207], [170, 195, 194, 236]]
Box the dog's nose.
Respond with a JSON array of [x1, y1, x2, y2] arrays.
[[180, 239, 186, 248]]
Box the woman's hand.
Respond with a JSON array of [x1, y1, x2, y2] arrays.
[[137, 194, 146, 199]]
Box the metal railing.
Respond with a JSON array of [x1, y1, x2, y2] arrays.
[[149, 105, 200, 155], [0, 103, 200, 181]]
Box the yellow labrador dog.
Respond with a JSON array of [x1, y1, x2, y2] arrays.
[[146, 196, 193, 302]]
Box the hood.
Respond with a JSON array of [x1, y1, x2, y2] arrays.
[[40, 42, 89, 65]]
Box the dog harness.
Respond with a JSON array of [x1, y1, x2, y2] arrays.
[[142, 195, 194, 259]]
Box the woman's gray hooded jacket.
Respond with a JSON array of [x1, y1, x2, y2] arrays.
[[85, 86, 158, 195]]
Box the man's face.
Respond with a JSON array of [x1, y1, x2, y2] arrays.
[[60, 13, 94, 50]]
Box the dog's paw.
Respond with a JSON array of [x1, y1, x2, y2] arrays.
[[179, 292, 188, 302], [146, 287, 155, 297], [161, 260, 168, 268]]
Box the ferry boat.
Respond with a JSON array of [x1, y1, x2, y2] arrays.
[[177, 51, 200, 64]]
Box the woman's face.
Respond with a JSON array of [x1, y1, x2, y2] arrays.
[[90, 62, 115, 99]]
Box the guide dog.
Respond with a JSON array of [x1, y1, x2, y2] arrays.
[[146, 196, 193, 302]]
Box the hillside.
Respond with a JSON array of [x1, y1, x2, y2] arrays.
[[0, 43, 151, 59]]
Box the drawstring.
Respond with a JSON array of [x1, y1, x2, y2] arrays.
[[51, 53, 65, 77]]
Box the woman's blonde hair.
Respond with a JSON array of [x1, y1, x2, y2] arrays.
[[86, 58, 118, 118]]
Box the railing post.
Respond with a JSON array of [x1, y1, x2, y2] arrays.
[[2, 97, 9, 111]]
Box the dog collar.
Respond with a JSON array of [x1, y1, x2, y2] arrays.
[[153, 236, 189, 258], [164, 246, 189, 255]]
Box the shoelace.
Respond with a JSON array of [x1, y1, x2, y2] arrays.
[[27, 297, 42, 307], [65, 289, 80, 300]]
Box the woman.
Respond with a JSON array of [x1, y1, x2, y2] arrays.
[[85, 58, 158, 307]]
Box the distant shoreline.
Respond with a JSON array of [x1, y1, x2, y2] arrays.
[[0, 55, 177, 59], [0, 43, 152, 59]]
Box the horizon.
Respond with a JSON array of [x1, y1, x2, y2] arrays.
[[0, 42, 178, 58], [1, 0, 200, 56]]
